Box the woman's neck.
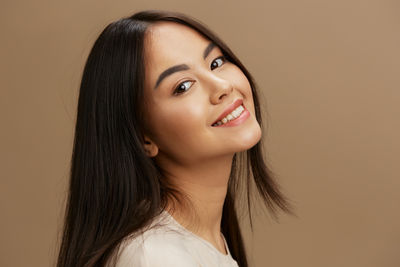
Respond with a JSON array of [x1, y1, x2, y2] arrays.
[[161, 154, 234, 254]]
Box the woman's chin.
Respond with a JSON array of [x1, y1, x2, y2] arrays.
[[227, 122, 262, 153], [239, 129, 262, 151]]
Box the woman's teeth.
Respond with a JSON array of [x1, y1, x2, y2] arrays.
[[212, 105, 245, 126]]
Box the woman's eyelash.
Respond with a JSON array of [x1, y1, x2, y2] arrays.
[[173, 56, 227, 95], [173, 80, 194, 95], [210, 55, 226, 70]]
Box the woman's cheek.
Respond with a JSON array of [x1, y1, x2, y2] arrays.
[[231, 68, 255, 114], [156, 105, 203, 141]]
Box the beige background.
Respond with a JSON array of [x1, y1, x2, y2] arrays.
[[1, 0, 399, 266]]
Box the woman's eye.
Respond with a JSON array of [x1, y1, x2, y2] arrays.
[[210, 56, 226, 70], [173, 80, 194, 95]]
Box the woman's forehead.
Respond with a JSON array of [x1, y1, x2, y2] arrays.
[[145, 22, 211, 65]]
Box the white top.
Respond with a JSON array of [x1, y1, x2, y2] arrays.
[[114, 210, 239, 267]]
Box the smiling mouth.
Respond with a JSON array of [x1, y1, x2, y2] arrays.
[[211, 98, 244, 126], [212, 104, 245, 126]]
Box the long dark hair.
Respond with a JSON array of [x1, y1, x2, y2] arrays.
[[57, 9, 294, 267]]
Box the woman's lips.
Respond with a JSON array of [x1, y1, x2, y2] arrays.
[[212, 98, 243, 125], [212, 105, 250, 127]]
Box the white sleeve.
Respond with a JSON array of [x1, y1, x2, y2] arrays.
[[115, 235, 200, 267]]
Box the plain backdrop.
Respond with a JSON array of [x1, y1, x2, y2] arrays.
[[1, 0, 399, 266]]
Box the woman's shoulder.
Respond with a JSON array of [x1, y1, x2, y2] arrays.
[[114, 212, 200, 267]]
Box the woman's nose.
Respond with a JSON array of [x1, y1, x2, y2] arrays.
[[204, 73, 234, 104]]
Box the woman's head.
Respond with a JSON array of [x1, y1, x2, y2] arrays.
[[82, 10, 264, 165], [57, 10, 292, 267], [141, 21, 262, 168]]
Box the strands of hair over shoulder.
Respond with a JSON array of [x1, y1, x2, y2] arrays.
[[57, 10, 294, 267]]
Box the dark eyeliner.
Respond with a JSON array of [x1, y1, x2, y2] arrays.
[[173, 80, 191, 95], [211, 55, 226, 70]]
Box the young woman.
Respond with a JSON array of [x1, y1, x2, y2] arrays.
[[57, 9, 293, 267]]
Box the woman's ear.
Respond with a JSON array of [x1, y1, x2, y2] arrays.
[[143, 135, 159, 157]]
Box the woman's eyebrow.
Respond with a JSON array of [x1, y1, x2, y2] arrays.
[[203, 42, 216, 59], [153, 42, 216, 89]]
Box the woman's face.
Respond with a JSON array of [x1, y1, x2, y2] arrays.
[[143, 22, 261, 165]]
